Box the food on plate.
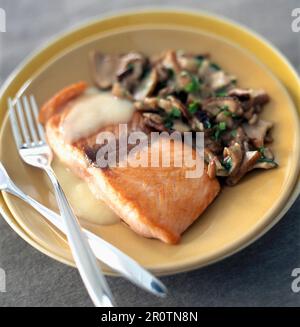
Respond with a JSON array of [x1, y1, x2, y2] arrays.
[[39, 50, 277, 244]]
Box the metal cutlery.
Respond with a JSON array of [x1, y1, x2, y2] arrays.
[[9, 95, 114, 307], [0, 162, 166, 297]]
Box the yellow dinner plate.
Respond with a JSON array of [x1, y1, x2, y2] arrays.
[[1, 10, 300, 275]]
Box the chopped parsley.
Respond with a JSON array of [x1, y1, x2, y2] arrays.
[[188, 102, 199, 115], [231, 129, 237, 137], [218, 105, 232, 117], [183, 73, 201, 93], [170, 107, 181, 118], [214, 121, 227, 140], [215, 89, 228, 97], [222, 157, 232, 171], [163, 107, 181, 129], [219, 122, 227, 130], [257, 157, 278, 166], [258, 146, 265, 155]]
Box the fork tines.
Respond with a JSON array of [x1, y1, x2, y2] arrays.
[[9, 95, 46, 148]]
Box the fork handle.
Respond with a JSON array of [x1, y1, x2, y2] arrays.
[[44, 166, 114, 307]]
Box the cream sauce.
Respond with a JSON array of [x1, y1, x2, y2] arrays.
[[61, 91, 135, 143], [51, 158, 120, 226]]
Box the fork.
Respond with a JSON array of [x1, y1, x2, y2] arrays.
[[0, 161, 167, 297], [9, 95, 114, 307]]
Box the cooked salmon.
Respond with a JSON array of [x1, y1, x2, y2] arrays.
[[40, 83, 220, 244]]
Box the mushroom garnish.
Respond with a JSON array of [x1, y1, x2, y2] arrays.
[[252, 89, 270, 106], [205, 149, 228, 177], [226, 150, 261, 185], [202, 97, 242, 117], [161, 50, 181, 74], [208, 71, 236, 91], [133, 69, 158, 101], [243, 119, 273, 147], [142, 113, 168, 132], [223, 143, 243, 176], [177, 52, 205, 73], [89, 49, 277, 185], [116, 52, 147, 90], [134, 97, 159, 111], [89, 51, 120, 89], [111, 82, 133, 100], [228, 88, 252, 101]]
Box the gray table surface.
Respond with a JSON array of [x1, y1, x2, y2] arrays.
[[0, 0, 300, 307]]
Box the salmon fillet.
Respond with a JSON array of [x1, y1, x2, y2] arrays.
[[41, 84, 220, 244]]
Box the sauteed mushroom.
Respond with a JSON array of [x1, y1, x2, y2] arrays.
[[243, 119, 273, 147], [89, 51, 120, 89], [89, 49, 277, 185]]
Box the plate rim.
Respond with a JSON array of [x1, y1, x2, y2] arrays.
[[1, 8, 300, 276]]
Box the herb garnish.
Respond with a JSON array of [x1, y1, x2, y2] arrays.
[[215, 88, 228, 97], [214, 121, 227, 140], [231, 129, 237, 137], [181, 72, 201, 93], [222, 157, 232, 171], [188, 102, 199, 115], [170, 107, 181, 118]]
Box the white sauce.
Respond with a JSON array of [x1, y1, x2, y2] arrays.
[[61, 92, 135, 143], [51, 158, 120, 226]]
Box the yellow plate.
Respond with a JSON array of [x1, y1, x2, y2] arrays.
[[1, 10, 300, 276]]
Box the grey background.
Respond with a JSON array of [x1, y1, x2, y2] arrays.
[[0, 0, 300, 307]]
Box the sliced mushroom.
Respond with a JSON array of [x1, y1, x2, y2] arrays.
[[254, 159, 277, 169], [161, 50, 181, 74], [190, 117, 204, 132], [228, 88, 252, 101], [208, 71, 236, 91], [172, 120, 191, 133], [229, 127, 248, 148], [133, 69, 158, 101], [215, 111, 234, 128], [134, 97, 159, 111], [204, 137, 223, 154], [202, 97, 241, 117], [197, 59, 211, 78], [158, 85, 176, 97], [111, 82, 133, 100], [156, 96, 190, 120], [116, 52, 146, 90], [248, 113, 259, 125], [253, 147, 277, 169], [205, 149, 228, 176], [142, 113, 168, 132], [89, 51, 120, 89], [223, 143, 243, 175], [243, 119, 273, 147], [130, 112, 152, 134], [226, 150, 261, 185], [252, 89, 270, 106], [177, 52, 202, 73], [228, 88, 269, 110]]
